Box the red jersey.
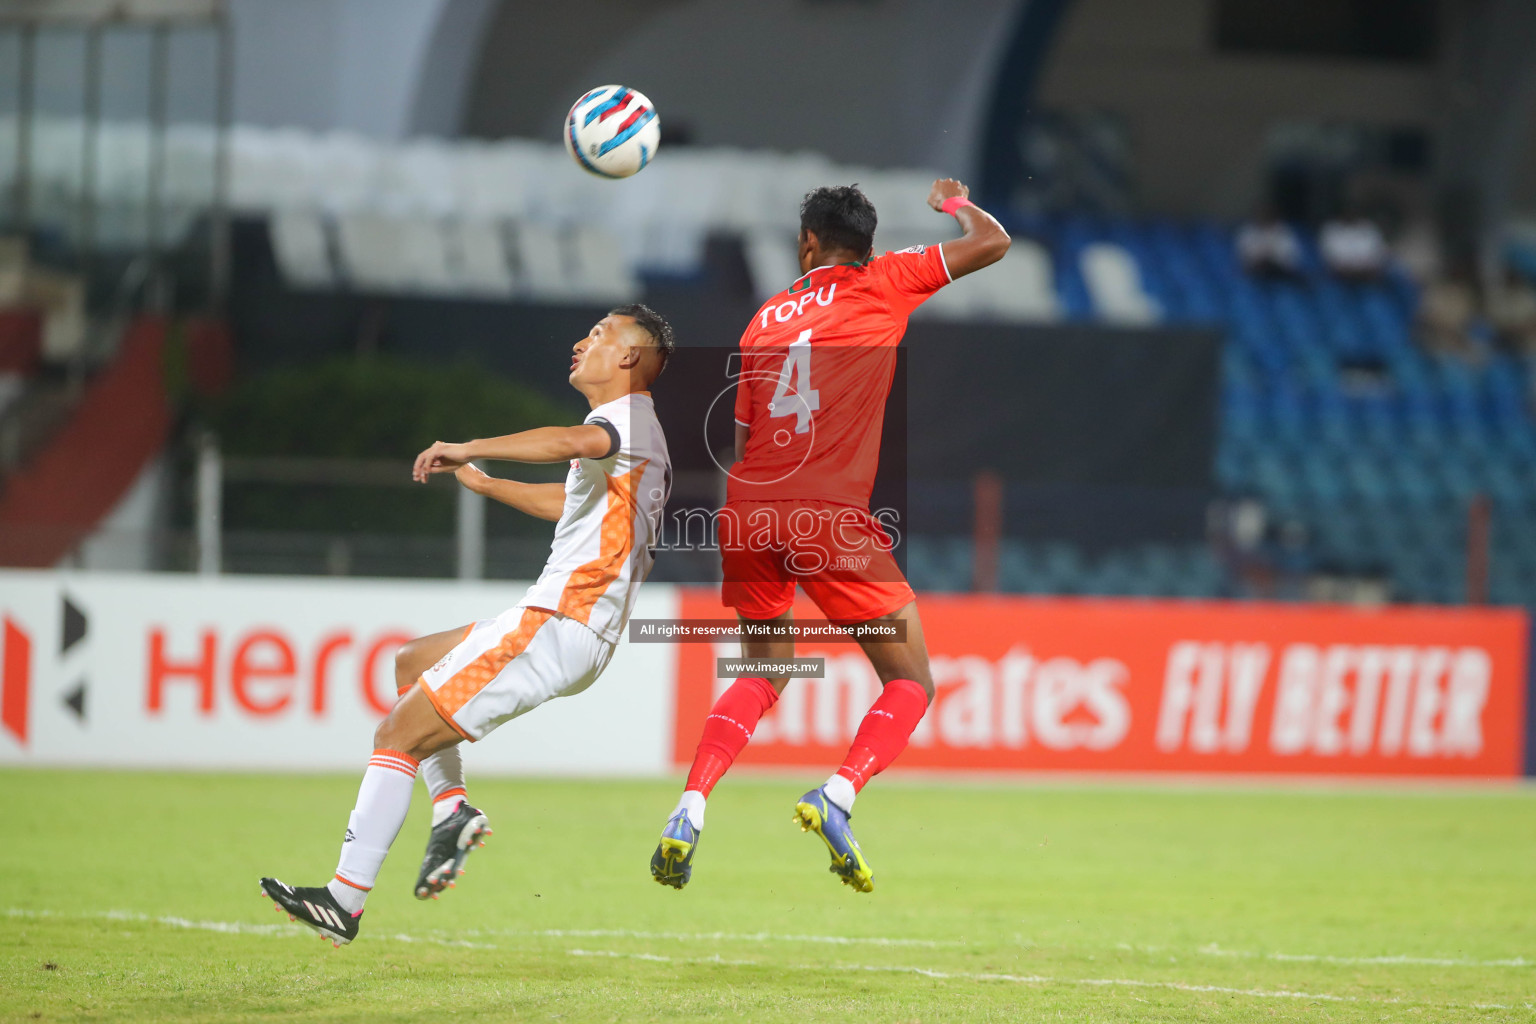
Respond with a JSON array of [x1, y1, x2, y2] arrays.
[[728, 244, 952, 508]]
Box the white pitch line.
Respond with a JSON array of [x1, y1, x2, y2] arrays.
[[1196, 943, 1533, 969], [4, 909, 949, 949], [568, 947, 1523, 1011], [568, 948, 1355, 1003], [458, 926, 953, 948], [9, 908, 295, 937], [10, 907, 1529, 1007], [6, 908, 496, 950]]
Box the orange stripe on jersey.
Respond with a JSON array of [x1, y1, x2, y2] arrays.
[[422, 608, 553, 725], [556, 460, 647, 624]]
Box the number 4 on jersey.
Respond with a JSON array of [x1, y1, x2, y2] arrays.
[[769, 330, 820, 433]]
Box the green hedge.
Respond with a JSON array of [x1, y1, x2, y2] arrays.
[[210, 357, 582, 533]]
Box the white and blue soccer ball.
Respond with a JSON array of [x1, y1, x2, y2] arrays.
[[563, 85, 660, 179]]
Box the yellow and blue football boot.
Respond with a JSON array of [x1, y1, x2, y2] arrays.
[[793, 787, 874, 893], [650, 809, 699, 889]]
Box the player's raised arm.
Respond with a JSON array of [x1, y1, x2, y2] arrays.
[[411, 425, 616, 481], [454, 463, 565, 521], [929, 178, 1010, 279]]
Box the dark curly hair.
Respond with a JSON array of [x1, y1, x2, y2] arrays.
[[800, 184, 878, 256]]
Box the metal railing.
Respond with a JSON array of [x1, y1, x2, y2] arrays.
[[1, 0, 232, 310]]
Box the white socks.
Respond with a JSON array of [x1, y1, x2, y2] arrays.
[[822, 773, 857, 814], [421, 745, 465, 802], [328, 749, 419, 914], [422, 744, 467, 826], [673, 790, 707, 830], [431, 791, 466, 826]]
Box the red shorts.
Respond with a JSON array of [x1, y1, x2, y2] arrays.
[[719, 499, 915, 625]]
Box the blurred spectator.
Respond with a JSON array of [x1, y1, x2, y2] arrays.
[[1320, 210, 1389, 283], [1392, 216, 1443, 286], [1417, 266, 1483, 362], [1489, 268, 1536, 357], [1236, 207, 1303, 279]]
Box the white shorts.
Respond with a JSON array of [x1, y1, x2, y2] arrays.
[[417, 606, 614, 742]]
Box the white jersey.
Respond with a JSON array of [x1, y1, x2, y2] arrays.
[[518, 392, 671, 643]]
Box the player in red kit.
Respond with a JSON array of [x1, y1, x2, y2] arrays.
[[652, 179, 1010, 892]]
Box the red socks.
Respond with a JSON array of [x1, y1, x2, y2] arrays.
[[836, 678, 930, 791], [684, 676, 928, 801], [685, 677, 779, 796]]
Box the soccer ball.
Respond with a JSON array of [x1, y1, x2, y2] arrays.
[[563, 85, 660, 179]]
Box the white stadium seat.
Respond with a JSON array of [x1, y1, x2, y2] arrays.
[[1081, 242, 1160, 325], [309, 133, 380, 214], [335, 211, 411, 291], [988, 239, 1060, 321], [446, 219, 516, 298], [232, 126, 324, 213], [453, 144, 534, 220], [8, 117, 1084, 321], [376, 142, 457, 217], [269, 210, 335, 288], [393, 216, 457, 294], [512, 221, 572, 300], [568, 224, 641, 303], [743, 230, 801, 302]]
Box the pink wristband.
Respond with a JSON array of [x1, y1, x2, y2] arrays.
[[941, 196, 974, 216]]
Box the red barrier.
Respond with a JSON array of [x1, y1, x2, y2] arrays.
[[0, 315, 231, 567], [673, 590, 1528, 778]]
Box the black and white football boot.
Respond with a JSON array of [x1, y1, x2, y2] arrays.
[[414, 801, 492, 900], [259, 877, 361, 947]]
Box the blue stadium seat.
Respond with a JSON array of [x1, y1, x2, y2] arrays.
[[1063, 215, 1536, 604]]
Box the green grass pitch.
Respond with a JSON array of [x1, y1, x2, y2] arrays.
[[2, 769, 1534, 1022]]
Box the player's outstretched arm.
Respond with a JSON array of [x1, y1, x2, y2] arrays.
[[929, 178, 1010, 280], [454, 463, 565, 522], [412, 425, 615, 480]]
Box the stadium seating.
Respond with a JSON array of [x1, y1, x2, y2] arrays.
[[896, 212, 1536, 608], [907, 536, 1226, 599], [11, 114, 1535, 606]]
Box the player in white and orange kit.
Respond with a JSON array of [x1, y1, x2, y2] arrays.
[[652, 180, 1010, 893], [262, 304, 673, 946]]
